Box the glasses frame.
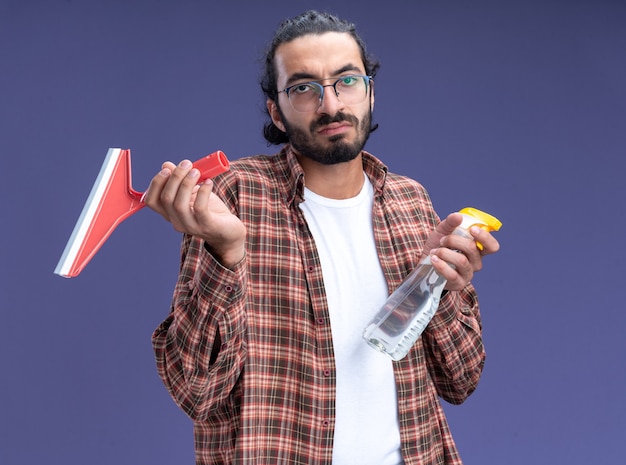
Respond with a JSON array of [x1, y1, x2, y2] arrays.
[[279, 74, 373, 112]]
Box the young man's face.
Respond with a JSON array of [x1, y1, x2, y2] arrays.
[[268, 32, 375, 165]]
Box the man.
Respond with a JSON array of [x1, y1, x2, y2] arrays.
[[144, 10, 500, 465]]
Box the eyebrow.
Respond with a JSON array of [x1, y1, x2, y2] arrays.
[[284, 64, 364, 87]]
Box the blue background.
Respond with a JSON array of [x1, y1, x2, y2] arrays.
[[2, 1, 625, 464]]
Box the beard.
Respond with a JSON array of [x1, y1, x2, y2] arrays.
[[279, 107, 372, 165]]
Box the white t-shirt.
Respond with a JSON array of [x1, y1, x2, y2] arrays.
[[300, 174, 404, 465]]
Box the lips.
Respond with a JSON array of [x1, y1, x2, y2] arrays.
[[311, 112, 359, 137], [317, 121, 352, 135]]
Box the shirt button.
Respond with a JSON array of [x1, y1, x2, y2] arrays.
[[316, 318, 325, 325], [307, 265, 315, 272], [322, 420, 330, 427], [323, 369, 331, 377], [225, 285, 234, 292]]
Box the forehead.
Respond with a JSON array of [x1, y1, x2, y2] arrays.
[[273, 32, 364, 86]]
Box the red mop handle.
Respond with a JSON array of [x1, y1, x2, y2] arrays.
[[194, 150, 230, 183], [138, 150, 230, 202]]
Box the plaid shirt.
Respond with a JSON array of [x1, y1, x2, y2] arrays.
[[153, 146, 485, 465]]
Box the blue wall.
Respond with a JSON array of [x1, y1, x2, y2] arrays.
[[2, 1, 625, 463]]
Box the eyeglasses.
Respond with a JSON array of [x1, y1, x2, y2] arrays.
[[279, 74, 373, 112]]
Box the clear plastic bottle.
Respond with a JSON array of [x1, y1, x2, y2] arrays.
[[363, 207, 502, 361]]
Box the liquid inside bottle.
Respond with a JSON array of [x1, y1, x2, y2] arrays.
[[363, 207, 501, 361], [363, 256, 447, 361]]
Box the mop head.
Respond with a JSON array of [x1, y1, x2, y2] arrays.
[[54, 148, 229, 278]]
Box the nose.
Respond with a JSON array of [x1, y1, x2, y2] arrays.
[[316, 84, 345, 114]]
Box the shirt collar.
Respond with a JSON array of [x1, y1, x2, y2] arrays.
[[278, 144, 389, 207]]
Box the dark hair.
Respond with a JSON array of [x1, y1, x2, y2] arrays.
[[260, 10, 380, 145]]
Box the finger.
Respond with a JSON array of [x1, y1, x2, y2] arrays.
[[469, 227, 500, 255], [436, 212, 463, 236], [435, 247, 473, 274], [143, 167, 172, 216], [161, 161, 177, 171], [151, 160, 194, 233], [422, 212, 463, 255], [191, 179, 214, 223], [168, 166, 203, 233], [440, 232, 482, 264], [173, 167, 201, 212], [430, 252, 473, 291], [159, 160, 193, 213]]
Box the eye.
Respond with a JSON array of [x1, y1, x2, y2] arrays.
[[291, 83, 319, 95], [339, 75, 359, 86]]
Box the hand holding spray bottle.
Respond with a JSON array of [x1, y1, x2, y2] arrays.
[[363, 207, 502, 361]]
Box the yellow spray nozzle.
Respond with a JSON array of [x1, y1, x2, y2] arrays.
[[458, 207, 502, 250]]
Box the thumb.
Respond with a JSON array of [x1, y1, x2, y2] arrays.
[[422, 212, 463, 254], [435, 212, 463, 235]]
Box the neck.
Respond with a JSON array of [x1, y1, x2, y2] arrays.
[[296, 153, 365, 199]]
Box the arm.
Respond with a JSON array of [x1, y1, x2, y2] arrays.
[[152, 235, 248, 420], [145, 160, 248, 420], [143, 159, 246, 268], [421, 285, 485, 404], [420, 213, 500, 403]]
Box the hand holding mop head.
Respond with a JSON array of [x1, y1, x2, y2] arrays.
[[54, 148, 230, 278]]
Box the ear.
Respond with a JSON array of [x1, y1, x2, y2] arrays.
[[267, 99, 286, 132], [369, 80, 375, 112]]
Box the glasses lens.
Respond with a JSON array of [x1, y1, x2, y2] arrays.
[[286, 76, 370, 112], [335, 75, 368, 105], [287, 83, 322, 112]]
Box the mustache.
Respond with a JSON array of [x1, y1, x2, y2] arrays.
[[310, 112, 359, 131]]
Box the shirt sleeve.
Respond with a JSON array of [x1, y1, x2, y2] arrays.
[[421, 284, 485, 404], [152, 234, 248, 421]]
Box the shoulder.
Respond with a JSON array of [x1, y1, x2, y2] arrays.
[[211, 152, 294, 208], [362, 151, 429, 199], [385, 171, 427, 191], [361, 151, 435, 213], [383, 171, 432, 206], [214, 153, 285, 188], [224, 154, 283, 179]]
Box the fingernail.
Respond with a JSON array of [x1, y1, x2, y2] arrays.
[[187, 168, 199, 178], [179, 160, 192, 169], [159, 168, 171, 177]]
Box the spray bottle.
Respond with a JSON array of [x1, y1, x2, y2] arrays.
[[363, 207, 502, 361]]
